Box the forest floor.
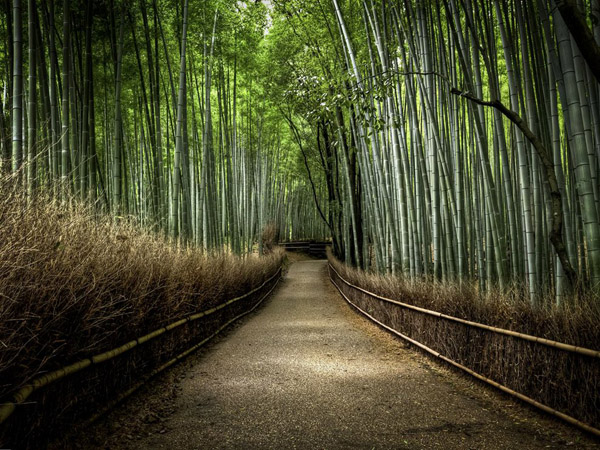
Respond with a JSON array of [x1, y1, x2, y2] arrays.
[[63, 256, 599, 449]]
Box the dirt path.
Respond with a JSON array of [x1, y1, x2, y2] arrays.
[[73, 260, 598, 449]]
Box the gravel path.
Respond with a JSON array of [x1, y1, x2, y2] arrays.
[[74, 259, 598, 449]]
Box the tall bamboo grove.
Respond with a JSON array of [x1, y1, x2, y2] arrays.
[[0, 0, 328, 254], [271, 0, 600, 303]]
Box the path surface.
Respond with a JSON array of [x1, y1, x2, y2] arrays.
[[74, 259, 598, 449]]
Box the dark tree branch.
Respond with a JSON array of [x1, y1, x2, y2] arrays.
[[450, 88, 578, 289], [280, 107, 335, 236]]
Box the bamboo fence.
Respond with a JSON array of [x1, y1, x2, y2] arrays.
[[329, 263, 600, 438], [0, 266, 282, 427]]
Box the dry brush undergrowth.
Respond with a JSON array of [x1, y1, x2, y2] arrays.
[[0, 179, 283, 401], [328, 249, 600, 429], [328, 249, 600, 348]]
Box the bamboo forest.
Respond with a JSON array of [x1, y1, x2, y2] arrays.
[[1, 0, 600, 448]]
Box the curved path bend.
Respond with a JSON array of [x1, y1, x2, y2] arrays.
[[77, 260, 597, 449]]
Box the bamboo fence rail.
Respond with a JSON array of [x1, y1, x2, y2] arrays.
[[328, 263, 600, 438], [79, 271, 282, 428], [280, 241, 329, 257], [329, 264, 600, 358], [0, 266, 282, 425]]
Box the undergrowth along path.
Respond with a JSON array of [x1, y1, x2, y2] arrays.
[[78, 260, 598, 449]]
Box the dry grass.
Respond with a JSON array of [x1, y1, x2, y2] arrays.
[[328, 249, 600, 429], [260, 222, 279, 254], [328, 249, 600, 348], [0, 178, 283, 403]]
